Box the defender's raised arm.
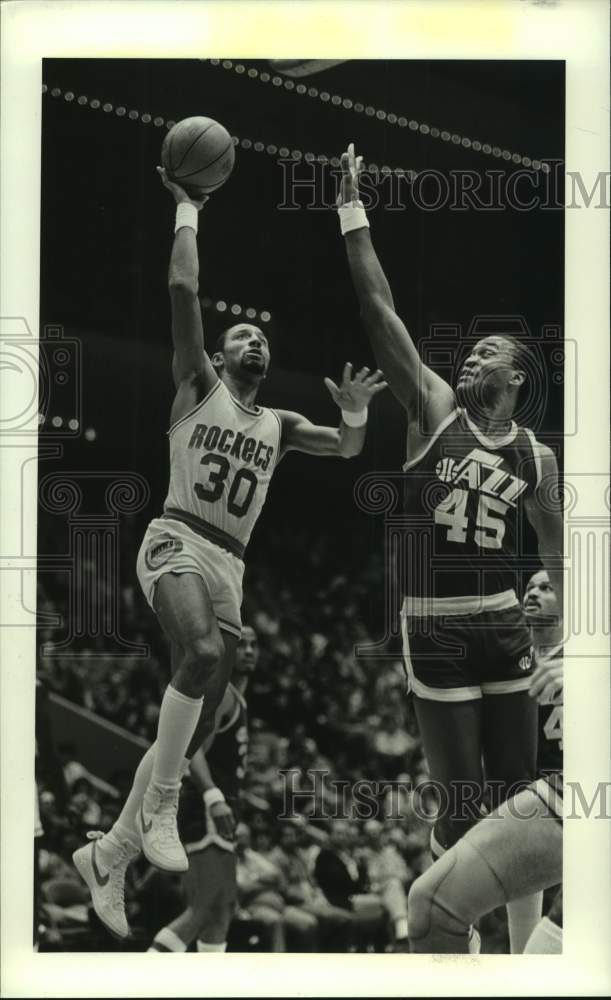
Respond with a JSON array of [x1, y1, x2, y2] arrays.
[[337, 144, 454, 430]]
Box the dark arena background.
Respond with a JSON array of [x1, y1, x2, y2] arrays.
[[36, 58, 564, 952]]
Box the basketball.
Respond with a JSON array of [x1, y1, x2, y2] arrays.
[[161, 116, 235, 196]]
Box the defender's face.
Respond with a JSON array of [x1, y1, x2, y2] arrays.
[[455, 337, 522, 408], [235, 626, 259, 677], [523, 570, 559, 620], [222, 324, 270, 377]]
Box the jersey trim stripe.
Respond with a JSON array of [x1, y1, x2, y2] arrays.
[[269, 409, 283, 467], [461, 409, 518, 449], [523, 427, 543, 488], [530, 775, 563, 820], [162, 508, 246, 559], [229, 393, 263, 417], [481, 676, 533, 695], [401, 613, 483, 701], [167, 379, 222, 437], [403, 409, 460, 471], [402, 589, 518, 618], [216, 697, 241, 734]]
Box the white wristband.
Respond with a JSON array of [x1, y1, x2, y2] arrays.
[[203, 787, 226, 808], [338, 201, 370, 236], [341, 407, 368, 428], [175, 202, 199, 234]]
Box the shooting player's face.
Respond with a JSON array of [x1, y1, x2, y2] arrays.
[[523, 570, 559, 621], [455, 337, 525, 411], [221, 324, 270, 378]]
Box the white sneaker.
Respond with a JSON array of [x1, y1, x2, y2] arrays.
[[468, 926, 482, 954], [72, 831, 140, 940], [136, 781, 188, 872]]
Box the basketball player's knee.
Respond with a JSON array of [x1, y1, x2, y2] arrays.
[[407, 853, 469, 942], [183, 634, 224, 684]]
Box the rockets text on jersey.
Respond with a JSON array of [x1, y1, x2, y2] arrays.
[[401, 408, 543, 607], [164, 379, 282, 555]]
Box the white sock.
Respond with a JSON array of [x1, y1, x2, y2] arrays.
[[394, 917, 408, 940], [196, 941, 227, 952], [148, 927, 188, 952], [523, 915, 562, 954], [507, 892, 544, 953], [152, 685, 203, 787]]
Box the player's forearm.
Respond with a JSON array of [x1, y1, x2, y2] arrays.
[[344, 228, 395, 313], [168, 226, 200, 295], [337, 421, 366, 458], [187, 745, 216, 793]]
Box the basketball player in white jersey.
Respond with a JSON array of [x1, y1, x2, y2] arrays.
[[73, 167, 386, 939], [407, 569, 563, 953], [335, 143, 563, 946]]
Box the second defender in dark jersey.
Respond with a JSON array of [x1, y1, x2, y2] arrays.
[[149, 626, 257, 953], [407, 571, 563, 954], [336, 143, 563, 857]]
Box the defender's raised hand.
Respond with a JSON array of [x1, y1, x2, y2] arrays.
[[324, 362, 387, 412], [337, 142, 364, 208]]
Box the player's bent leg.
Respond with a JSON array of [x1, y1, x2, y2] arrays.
[[409, 787, 562, 952], [412, 695, 484, 851], [150, 846, 237, 951], [185, 631, 239, 758], [137, 573, 225, 872]]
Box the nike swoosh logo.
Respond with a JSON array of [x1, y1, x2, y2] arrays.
[[91, 842, 110, 887], [140, 805, 152, 834]]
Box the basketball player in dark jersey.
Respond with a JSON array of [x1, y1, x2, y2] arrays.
[[73, 167, 386, 940], [407, 570, 563, 953], [336, 144, 563, 940], [149, 625, 257, 953]]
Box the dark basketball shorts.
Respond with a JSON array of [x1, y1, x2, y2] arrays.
[[177, 780, 238, 855], [401, 600, 534, 702]]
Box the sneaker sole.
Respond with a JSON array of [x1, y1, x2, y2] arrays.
[[72, 847, 130, 941]]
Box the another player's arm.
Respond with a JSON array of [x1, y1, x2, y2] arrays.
[[157, 167, 218, 405], [524, 446, 564, 613], [188, 687, 237, 841], [337, 144, 454, 425], [277, 363, 387, 458]]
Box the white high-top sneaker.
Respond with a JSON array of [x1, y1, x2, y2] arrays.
[[136, 781, 188, 872], [72, 831, 140, 939]]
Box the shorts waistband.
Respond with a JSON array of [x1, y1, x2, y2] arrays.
[[162, 508, 245, 560], [402, 589, 519, 618]]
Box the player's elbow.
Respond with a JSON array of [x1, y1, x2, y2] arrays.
[[168, 275, 199, 298]]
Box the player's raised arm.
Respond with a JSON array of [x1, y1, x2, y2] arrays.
[[277, 363, 387, 458], [157, 166, 218, 394], [524, 445, 564, 610], [337, 144, 454, 425]]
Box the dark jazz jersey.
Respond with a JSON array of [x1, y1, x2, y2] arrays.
[[401, 408, 543, 611], [536, 643, 563, 778], [205, 683, 248, 808]]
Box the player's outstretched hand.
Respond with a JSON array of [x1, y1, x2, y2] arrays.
[[208, 799, 236, 841], [528, 656, 563, 705], [324, 362, 388, 412], [156, 166, 208, 210], [337, 142, 364, 207]]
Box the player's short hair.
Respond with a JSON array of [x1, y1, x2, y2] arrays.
[[500, 336, 530, 406], [214, 329, 229, 356]]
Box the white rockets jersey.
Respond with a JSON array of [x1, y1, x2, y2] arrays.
[[164, 379, 282, 555]]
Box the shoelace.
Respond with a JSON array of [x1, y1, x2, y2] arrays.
[[152, 788, 181, 846]]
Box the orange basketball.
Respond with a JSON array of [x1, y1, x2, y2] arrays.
[[161, 116, 235, 196]]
